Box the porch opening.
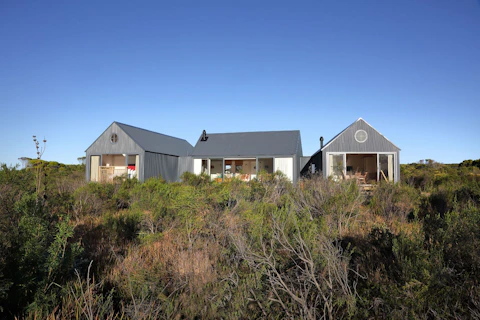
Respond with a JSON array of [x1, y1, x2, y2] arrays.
[[90, 154, 139, 182], [223, 159, 259, 181], [200, 157, 275, 182], [327, 153, 396, 184], [346, 154, 377, 182], [258, 158, 274, 174]]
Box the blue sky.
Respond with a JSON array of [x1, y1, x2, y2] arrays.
[[1, 0, 479, 166]]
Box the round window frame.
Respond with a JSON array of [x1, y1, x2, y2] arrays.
[[354, 130, 368, 143], [110, 133, 118, 144]]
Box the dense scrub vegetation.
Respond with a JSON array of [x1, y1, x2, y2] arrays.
[[1, 159, 479, 319]]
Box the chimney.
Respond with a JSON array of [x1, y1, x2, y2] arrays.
[[201, 130, 208, 141], [320, 136, 324, 149]]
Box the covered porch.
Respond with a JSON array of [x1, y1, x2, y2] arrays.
[[90, 154, 139, 183], [327, 153, 396, 183], [196, 157, 274, 182]]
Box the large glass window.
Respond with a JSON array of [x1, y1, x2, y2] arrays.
[[379, 154, 394, 182], [329, 154, 345, 181], [201, 159, 209, 174]]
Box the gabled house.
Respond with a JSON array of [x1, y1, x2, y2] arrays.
[[85, 122, 193, 182], [190, 130, 303, 182], [303, 118, 400, 183]]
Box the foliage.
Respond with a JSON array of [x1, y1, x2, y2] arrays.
[[1, 160, 480, 318]]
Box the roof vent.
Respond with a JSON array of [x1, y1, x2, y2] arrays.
[[320, 136, 324, 149], [200, 130, 208, 141]]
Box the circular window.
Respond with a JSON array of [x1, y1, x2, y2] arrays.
[[110, 133, 118, 144], [355, 130, 368, 143]]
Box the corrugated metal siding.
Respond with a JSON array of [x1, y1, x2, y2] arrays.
[[322, 152, 327, 178], [86, 122, 144, 181], [177, 156, 193, 180], [294, 134, 303, 183], [143, 152, 180, 182], [323, 120, 399, 153], [396, 152, 401, 183], [137, 153, 145, 182], [86, 122, 145, 155]]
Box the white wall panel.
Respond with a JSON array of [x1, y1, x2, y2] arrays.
[[274, 157, 293, 181], [193, 159, 202, 175], [90, 156, 100, 182]]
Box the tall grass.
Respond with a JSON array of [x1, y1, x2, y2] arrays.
[[1, 163, 480, 319]]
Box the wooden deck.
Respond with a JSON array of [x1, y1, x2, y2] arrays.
[[359, 183, 376, 194]]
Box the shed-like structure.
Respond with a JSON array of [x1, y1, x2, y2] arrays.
[[191, 130, 303, 182], [304, 118, 400, 183], [85, 122, 193, 182]]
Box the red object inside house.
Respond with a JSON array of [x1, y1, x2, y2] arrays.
[[128, 166, 136, 171]]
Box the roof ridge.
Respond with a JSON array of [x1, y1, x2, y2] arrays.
[[115, 121, 190, 143], [204, 129, 300, 135]]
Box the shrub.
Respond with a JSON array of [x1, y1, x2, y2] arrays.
[[369, 182, 420, 221], [73, 182, 116, 218], [180, 171, 211, 187]]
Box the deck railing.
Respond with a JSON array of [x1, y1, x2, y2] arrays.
[[99, 166, 128, 183]]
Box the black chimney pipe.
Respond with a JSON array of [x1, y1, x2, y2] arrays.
[[201, 130, 208, 141], [320, 136, 324, 149]]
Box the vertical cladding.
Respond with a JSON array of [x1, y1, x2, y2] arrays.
[[274, 157, 294, 181], [396, 152, 400, 183], [323, 120, 399, 153], [322, 151, 327, 178], [86, 123, 144, 155], [294, 134, 303, 183], [85, 123, 144, 181], [144, 152, 181, 182], [178, 156, 193, 178]]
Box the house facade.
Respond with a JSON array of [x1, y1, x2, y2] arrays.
[[85, 122, 193, 182], [190, 130, 303, 182], [86, 118, 400, 184], [303, 118, 400, 183]]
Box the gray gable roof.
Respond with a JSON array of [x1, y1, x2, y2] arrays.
[[191, 130, 301, 157], [308, 118, 400, 158], [115, 122, 193, 156], [320, 118, 399, 153]]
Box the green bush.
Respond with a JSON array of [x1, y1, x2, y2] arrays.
[[2, 160, 480, 318]]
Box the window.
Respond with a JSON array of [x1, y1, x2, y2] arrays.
[[354, 130, 368, 143], [329, 154, 345, 180], [110, 133, 118, 144], [379, 154, 394, 182]]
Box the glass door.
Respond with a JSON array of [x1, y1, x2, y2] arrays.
[[379, 154, 394, 182], [328, 153, 345, 181]]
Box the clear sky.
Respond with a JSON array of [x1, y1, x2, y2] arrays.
[[1, 0, 479, 166]]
